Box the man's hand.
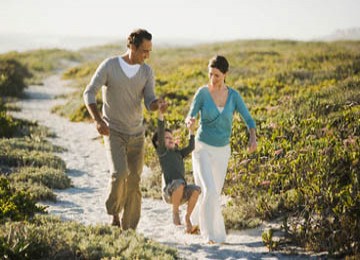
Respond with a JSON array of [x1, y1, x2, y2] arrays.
[[95, 119, 110, 136], [158, 99, 168, 114], [85, 103, 110, 136], [150, 98, 168, 112]]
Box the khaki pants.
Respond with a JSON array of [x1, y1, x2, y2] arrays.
[[104, 130, 145, 230]]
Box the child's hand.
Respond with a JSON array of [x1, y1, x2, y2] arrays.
[[186, 117, 196, 134], [158, 98, 168, 114]]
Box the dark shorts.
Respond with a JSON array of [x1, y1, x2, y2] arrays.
[[162, 179, 201, 205]]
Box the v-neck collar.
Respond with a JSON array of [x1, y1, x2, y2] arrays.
[[118, 57, 141, 79], [205, 85, 230, 114]]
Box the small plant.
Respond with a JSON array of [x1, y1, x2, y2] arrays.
[[0, 177, 46, 222], [262, 228, 278, 252]]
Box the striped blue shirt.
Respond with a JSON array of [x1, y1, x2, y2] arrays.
[[187, 85, 256, 147]]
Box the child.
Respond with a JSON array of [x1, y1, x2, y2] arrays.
[[152, 101, 201, 234]]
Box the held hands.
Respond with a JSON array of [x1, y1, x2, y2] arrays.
[[157, 98, 168, 120], [158, 98, 168, 114], [185, 117, 196, 134], [151, 97, 168, 113]]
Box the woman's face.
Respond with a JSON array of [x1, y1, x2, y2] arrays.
[[208, 67, 226, 88]]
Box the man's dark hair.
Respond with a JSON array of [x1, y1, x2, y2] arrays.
[[208, 55, 229, 74], [127, 29, 152, 48], [152, 128, 172, 149]]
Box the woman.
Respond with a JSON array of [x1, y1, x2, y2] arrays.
[[186, 55, 257, 243]]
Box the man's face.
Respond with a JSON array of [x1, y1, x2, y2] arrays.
[[130, 39, 152, 64]]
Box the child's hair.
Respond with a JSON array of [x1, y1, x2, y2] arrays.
[[152, 128, 172, 149]]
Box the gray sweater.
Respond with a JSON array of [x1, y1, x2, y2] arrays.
[[83, 56, 157, 135]]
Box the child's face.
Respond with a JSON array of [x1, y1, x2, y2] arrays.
[[164, 131, 175, 149]]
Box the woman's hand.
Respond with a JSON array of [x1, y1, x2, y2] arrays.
[[247, 128, 257, 153], [185, 117, 196, 134], [248, 139, 257, 153]]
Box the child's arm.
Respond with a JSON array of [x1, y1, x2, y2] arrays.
[[156, 100, 168, 152], [180, 120, 196, 157]]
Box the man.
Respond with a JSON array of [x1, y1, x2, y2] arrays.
[[83, 29, 164, 230]]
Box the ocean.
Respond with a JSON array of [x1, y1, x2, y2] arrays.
[[0, 33, 120, 54]]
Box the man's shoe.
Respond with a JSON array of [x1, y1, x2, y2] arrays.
[[112, 215, 120, 227]]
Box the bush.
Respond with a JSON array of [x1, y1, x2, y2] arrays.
[[0, 58, 32, 97], [10, 166, 71, 190], [0, 104, 18, 138], [0, 177, 45, 222], [0, 215, 178, 259]]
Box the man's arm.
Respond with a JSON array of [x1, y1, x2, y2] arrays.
[[86, 103, 109, 136], [83, 58, 109, 136]]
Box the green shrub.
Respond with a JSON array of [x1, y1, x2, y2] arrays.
[[0, 137, 64, 153], [10, 166, 71, 190], [0, 147, 66, 170], [0, 58, 32, 97], [11, 181, 57, 201], [0, 215, 178, 259], [0, 107, 18, 138], [0, 177, 45, 222]]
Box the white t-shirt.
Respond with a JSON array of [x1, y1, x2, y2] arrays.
[[118, 57, 140, 78]]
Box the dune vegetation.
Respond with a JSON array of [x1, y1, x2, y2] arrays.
[[1, 39, 359, 258], [55, 40, 360, 257]]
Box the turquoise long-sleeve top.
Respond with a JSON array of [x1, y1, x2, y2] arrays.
[[187, 85, 256, 147]]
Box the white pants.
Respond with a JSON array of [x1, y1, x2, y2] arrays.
[[191, 140, 231, 243]]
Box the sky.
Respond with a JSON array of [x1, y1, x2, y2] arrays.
[[0, 0, 360, 51]]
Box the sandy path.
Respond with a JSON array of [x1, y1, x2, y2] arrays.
[[9, 74, 312, 259]]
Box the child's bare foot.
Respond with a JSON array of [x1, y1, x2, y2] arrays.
[[185, 215, 199, 234], [173, 212, 181, 225], [186, 224, 200, 234], [185, 222, 193, 233]]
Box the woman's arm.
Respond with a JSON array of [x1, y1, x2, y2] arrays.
[[234, 90, 257, 153], [186, 87, 203, 121], [248, 128, 257, 153]]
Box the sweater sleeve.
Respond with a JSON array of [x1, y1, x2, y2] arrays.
[[234, 91, 256, 129], [180, 135, 195, 158], [187, 87, 203, 119], [83, 59, 108, 105], [143, 65, 157, 111]]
